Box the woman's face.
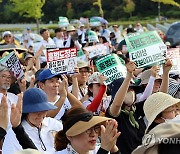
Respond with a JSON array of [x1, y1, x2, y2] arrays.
[[77, 68, 89, 84], [27, 111, 47, 127], [162, 105, 179, 119], [153, 79, 161, 93], [68, 125, 100, 153], [89, 83, 101, 98], [124, 89, 135, 106]]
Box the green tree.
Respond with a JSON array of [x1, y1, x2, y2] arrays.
[[66, 2, 75, 19], [10, 0, 45, 32], [93, 0, 104, 17], [123, 0, 135, 17], [151, 0, 180, 7]]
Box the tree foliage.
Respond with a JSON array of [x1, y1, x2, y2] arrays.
[[123, 0, 135, 17], [151, 0, 180, 7], [93, 0, 104, 17], [10, 0, 45, 19]]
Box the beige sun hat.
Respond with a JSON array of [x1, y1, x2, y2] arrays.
[[66, 25, 76, 32], [77, 60, 89, 69], [88, 72, 101, 85], [140, 69, 162, 85], [144, 92, 180, 132], [66, 116, 111, 136], [14, 149, 42, 154]]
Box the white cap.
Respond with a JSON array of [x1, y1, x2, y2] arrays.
[[2, 31, 12, 38]]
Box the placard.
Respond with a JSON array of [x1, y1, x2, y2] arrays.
[[47, 48, 77, 74], [125, 31, 166, 68], [166, 48, 180, 74], [58, 17, 69, 27], [95, 54, 127, 85], [0, 52, 24, 79], [83, 43, 109, 59]]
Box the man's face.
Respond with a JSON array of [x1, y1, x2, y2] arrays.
[[41, 30, 50, 40], [0, 71, 11, 90], [56, 31, 64, 38], [40, 77, 60, 96]]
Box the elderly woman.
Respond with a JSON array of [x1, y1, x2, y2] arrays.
[[2, 88, 63, 154], [54, 107, 120, 154]]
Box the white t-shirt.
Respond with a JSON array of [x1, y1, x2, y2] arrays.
[[68, 85, 88, 100], [2, 117, 63, 154], [35, 38, 56, 63], [49, 96, 71, 120], [53, 37, 64, 48]]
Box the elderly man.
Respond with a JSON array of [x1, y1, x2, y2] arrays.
[[0, 65, 18, 127]]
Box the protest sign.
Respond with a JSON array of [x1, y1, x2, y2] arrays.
[[58, 17, 69, 27], [90, 18, 101, 27], [80, 17, 89, 25], [83, 43, 110, 59], [95, 54, 127, 85], [47, 48, 77, 74], [166, 48, 180, 74], [77, 49, 87, 62], [0, 51, 24, 79], [125, 31, 166, 68]]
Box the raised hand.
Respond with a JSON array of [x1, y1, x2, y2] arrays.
[[10, 93, 23, 128], [150, 65, 160, 77], [99, 74, 107, 85], [0, 95, 9, 130], [126, 61, 136, 78], [58, 75, 68, 98], [17, 78, 26, 92], [100, 119, 121, 152], [163, 58, 172, 73]]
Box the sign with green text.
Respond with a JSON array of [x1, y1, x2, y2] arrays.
[[125, 31, 166, 68], [95, 54, 127, 85]]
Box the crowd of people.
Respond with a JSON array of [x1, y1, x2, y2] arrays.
[[0, 21, 180, 154]]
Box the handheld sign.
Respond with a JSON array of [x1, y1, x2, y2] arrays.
[[125, 31, 166, 68], [90, 18, 101, 27], [166, 48, 180, 74], [47, 48, 77, 74], [77, 49, 87, 62], [95, 54, 127, 85], [0, 51, 24, 79], [58, 17, 69, 27], [83, 43, 109, 59]]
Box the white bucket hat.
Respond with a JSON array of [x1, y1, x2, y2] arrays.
[[144, 92, 180, 132], [88, 72, 101, 85]]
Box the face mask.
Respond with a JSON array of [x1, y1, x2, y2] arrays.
[[162, 115, 180, 123], [124, 91, 135, 106]]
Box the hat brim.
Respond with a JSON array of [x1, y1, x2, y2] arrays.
[[23, 102, 57, 113], [66, 116, 111, 136], [39, 74, 61, 82]]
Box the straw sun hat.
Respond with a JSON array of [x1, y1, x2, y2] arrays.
[[64, 112, 111, 136], [144, 92, 180, 132]]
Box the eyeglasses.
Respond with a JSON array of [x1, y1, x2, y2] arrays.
[[79, 70, 89, 73], [85, 125, 101, 134]]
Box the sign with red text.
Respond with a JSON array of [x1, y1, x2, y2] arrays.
[[47, 48, 77, 74]]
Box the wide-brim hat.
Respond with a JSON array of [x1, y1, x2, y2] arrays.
[[23, 88, 57, 113], [15, 149, 42, 154], [140, 69, 162, 85], [144, 92, 180, 132], [66, 116, 111, 136], [77, 60, 89, 69], [66, 25, 76, 32]]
